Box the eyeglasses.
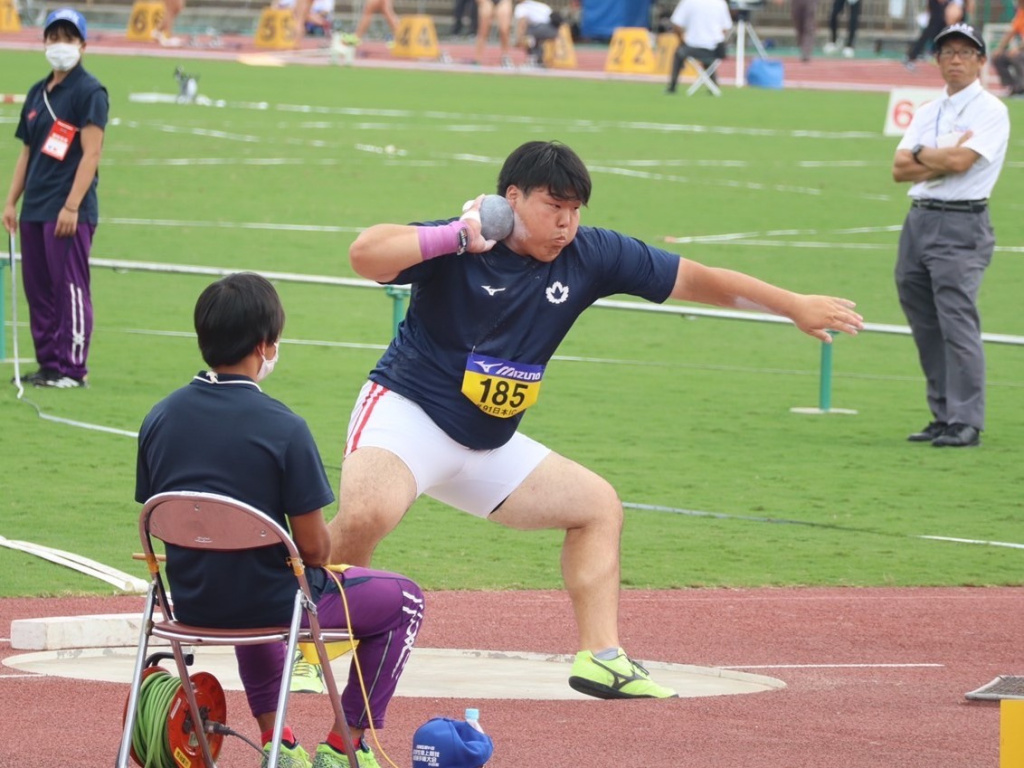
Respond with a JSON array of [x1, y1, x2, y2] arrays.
[[937, 48, 981, 60]]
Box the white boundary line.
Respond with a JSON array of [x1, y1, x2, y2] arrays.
[[920, 535, 1024, 550], [723, 663, 945, 669], [623, 502, 1024, 550]]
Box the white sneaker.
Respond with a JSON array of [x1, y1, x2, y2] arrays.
[[823, 41, 838, 54], [153, 30, 183, 47], [842, 46, 855, 58]]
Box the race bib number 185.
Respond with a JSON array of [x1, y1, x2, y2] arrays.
[[461, 354, 545, 419]]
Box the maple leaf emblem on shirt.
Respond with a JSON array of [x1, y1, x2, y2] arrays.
[[545, 281, 569, 304]]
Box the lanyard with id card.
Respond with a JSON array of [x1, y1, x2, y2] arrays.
[[40, 89, 78, 162]]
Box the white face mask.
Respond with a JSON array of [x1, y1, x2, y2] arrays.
[[45, 42, 81, 72], [255, 342, 279, 382]]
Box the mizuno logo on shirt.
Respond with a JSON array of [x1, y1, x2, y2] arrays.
[[482, 285, 506, 296], [475, 360, 504, 373]]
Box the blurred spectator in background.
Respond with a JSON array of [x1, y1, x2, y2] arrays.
[[991, 0, 1024, 96], [822, 0, 860, 57], [665, 0, 732, 92], [452, 0, 478, 35], [513, 0, 560, 65], [904, 0, 972, 69], [153, 0, 184, 46], [944, 0, 972, 24], [775, 0, 818, 62], [475, 0, 514, 66], [354, 0, 401, 43]]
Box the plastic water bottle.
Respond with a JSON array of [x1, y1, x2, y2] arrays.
[[465, 707, 484, 733]]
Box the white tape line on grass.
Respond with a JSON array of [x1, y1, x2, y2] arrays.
[[122, 328, 389, 353], [665, 224, 1024, 254], [14, 393, 139, 438], [590, 163, 823, 197], [920, 535, 1024, 550], [623, 502, 1024, 550], [121, 94, 893, 140], [101, 218, 363, 234]]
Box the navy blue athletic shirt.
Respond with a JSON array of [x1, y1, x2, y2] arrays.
[[135, 374, 335, 628], [16, 64, 108, 223], [370, 224, 680, 450]]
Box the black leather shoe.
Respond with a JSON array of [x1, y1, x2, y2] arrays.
[[11, 367, 58, 386], [932, 423, 980, 448], [907, 421, 946, 442]]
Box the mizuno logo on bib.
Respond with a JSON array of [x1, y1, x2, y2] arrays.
[[461, 354, 545, 418]]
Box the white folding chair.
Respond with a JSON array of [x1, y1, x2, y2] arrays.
[[686, 56, 722, 96], [117, 491, 360, 768]]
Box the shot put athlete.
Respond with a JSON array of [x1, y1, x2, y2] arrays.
[[328, 140, 864, 699]]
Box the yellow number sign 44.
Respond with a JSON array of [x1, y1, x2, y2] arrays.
[[392, 15, 440, 59]]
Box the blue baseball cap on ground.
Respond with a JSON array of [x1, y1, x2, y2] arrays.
[[412, 718, 494, 768], [44, 8, 88, 40]]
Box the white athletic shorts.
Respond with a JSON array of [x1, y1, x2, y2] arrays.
[[345, 380, 551, 518]]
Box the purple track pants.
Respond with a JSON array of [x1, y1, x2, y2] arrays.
[[18, 220, 95, 380], [235, 567, 425, 729]]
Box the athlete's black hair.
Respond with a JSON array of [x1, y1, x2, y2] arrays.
[[194, 272, 284, 367], [496, 141, 592, 204]]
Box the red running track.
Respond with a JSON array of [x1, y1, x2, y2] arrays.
[[2, 586, 1022, 767], [0, 26, 950, 93]]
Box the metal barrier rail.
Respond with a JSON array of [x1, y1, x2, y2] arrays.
[[4, 255, 1021, 414]]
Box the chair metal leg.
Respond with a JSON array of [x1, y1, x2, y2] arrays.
[[169, 640, 219, 768], [116, 584, 158, 768], [265, 591, 307, 768], [686, 58, 722, 96], [306, 605, 361, 768]]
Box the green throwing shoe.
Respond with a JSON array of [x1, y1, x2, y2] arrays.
[[261, 741, 312, 768], [568, 648, 679, 699], [311, 741, 381, 768]]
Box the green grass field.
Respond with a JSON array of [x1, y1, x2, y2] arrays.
[[1, 51, 1022, 597]]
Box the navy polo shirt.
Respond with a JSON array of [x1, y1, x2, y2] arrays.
[[16, 63, 108, 223], [135, 373, 335, 628], [370, 224, 680, 450]]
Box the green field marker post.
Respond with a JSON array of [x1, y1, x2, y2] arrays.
[[385, 285, 410, 338], [790, 332, 857, 415]]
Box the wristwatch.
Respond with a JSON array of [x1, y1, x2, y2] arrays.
[[911, 144, 925, 164]]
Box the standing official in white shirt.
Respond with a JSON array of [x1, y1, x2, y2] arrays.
[[892, 24, 1010, 448]]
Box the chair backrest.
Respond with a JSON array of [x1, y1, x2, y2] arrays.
[[141, 491, 298, 556]]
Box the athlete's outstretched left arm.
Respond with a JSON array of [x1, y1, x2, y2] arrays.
[[670, 258, 863, 343]]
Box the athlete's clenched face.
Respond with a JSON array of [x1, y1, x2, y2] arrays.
[[505, 186, 581, 263]]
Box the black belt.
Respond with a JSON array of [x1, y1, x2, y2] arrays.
[[911, 199, 987, 213]]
